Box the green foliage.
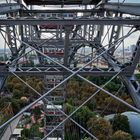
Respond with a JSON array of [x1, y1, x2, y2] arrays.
[[111, 130, 132, 140], [19, 135, 28, 140], [135, 73, 140, 83], [65, 103, 96, 139], [11, 99, 21, 114], [66, 77, 131, 113], [3, 75, 135, 140], [74, 106, 96, 127], [87, 117, 112, 140], [0, 97, 10, 108], [0, 76, 45, 139], [6, 82, 13, 92], [65, 103, 74, 114], [6, 76, 44, 100], [101, 96, 133, 113], [30, 124, 43, 138], [21, 124, 43, 139], [65, 103, 96, 127], [12, 89, 22, 99], [32, 106, 42, 120], [21, 128, 30, 138], [67, 79, 80, 96], [67, 79, 96, 107], [26, 77, 44, 97], [111, 114, 130, 133], [82, 137, 91, 140], [106, 81, 120, 92], [65, 131, 80, 140]]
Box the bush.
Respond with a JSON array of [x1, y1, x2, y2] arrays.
[[21, 128, 30, 138], [111, 130, 132, 140], [87, 117, 112, 140], [11, 99, 21, 114], [111, 114, 130, 133]]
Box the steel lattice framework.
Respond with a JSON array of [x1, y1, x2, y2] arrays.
[[0, 0, 140, 139]]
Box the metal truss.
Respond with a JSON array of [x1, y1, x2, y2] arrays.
[[0, 76, 7, 91], [0, 0, 140, 139], [0, 18, 140, 26], [0, 66, 134, 76], [0, 38, 140, 139], [22, 0, 101, 5], [103, 2, 140, 16], [6, 25, 18, 58], [0, 3, 20, 15]]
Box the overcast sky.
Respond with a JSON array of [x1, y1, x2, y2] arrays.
[[111, 0, 140, 3]]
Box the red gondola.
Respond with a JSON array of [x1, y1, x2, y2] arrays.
[[44, 48, 64, 56]]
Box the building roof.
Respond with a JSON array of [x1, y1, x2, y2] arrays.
[[46, 138, 62, 140], [122, 111, 140, 139], [105, 112, 140, 139], [12, 128, 23, 137]]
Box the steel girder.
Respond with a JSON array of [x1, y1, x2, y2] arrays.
[[0, 18, 139, 26], [25, 39, 95, 46], [22, 9, 103, 14], [22, 0, 101, 5], [0, 76, 7, 92], [0, 67, 133, 76], [0, 3, 20, 15], [121, 76, 140, 108], [6, 26, 18, 58], [120, 37, 140, 108], [108, 13, 122, 55], [94, 38, 140, 108], [103, 2, 140, 16]]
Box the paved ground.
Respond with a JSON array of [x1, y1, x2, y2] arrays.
[[1, 115, 22, 140]]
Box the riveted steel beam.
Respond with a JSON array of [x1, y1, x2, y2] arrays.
[[0, 18, 139, 25], [104, 2, 140, 16]]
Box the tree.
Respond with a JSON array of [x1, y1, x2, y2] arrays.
[[19, 135, 28, 140], [111, 130, 132, 140], [37, 81, 44, 92], [11, 99, 21, 114], [13, 89, 22, 99], [65, 104, 96, 139], [82, 137, 91, 140], [6, 82, 13, 92], [30, 124, 43, 138], [65, 103, 74, 114], [95, 90, 109, 109], [67, 79, 97, 107], [26, 77, 44, 98], [111, 114, 130, 133], [67, 79, 81, 106], [87, 117, 112, 140], [65, 103, 96, 128], [67, 79, 80, 97], [32, 106, 42, 120], [21, 128, 30, 138], [106, 81, 120, 92], [74, 106, 96, 128], [65, 130, 80, 140], [80, 82, 97, 109]]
